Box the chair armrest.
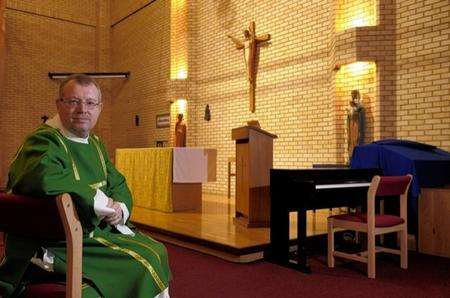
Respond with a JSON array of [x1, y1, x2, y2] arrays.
[[56, 194, 82, 298]]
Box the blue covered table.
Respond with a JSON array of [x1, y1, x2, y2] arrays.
[[351, 139, 450, 233]]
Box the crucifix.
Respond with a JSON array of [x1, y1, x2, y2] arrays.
[[41, 115, 49, 123], [228, 21, 271, 113]]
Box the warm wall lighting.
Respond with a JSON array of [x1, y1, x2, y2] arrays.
[[336, 61, 376, 98], [175, 98, 187, 115], [351, 17, 367, 28], [176, 69, 187, 80], [336, 0, 377, 32], [346, 61, 372, 76], [170, 0, 188, 80]]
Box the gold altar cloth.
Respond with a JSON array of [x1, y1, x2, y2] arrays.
[[116, 148, 173, 212]]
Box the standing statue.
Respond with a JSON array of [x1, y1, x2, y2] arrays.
[[228, 21, 271, 113], [204, 104, 211, 121], [346, 90, 365, 161], [175, 113, 186, 147]]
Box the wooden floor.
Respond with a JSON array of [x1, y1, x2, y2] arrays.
[[132, 193, 342, 262]]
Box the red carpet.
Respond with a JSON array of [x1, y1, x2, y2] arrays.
[[166, 243, 450, 298]]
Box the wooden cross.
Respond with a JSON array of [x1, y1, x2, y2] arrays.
[[228, 21, 271, 113]]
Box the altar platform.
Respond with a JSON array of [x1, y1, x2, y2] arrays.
[[133, 193, 334, 263]]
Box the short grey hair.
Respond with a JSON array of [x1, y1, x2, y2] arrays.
[[58, 74, 102, 101]]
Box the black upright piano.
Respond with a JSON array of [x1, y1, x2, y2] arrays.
[[265, 168, 381, 272]]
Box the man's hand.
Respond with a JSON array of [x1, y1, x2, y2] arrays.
[[104, 199, 123, 226]]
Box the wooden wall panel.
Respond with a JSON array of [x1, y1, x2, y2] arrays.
[[419, 187, 450, 258]]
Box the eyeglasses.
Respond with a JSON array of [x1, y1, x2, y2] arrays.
[[60, 98, 101, 109]]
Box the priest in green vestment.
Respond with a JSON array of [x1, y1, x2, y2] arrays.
[[0, 74, 171, 297]]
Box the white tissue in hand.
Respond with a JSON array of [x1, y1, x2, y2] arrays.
[[116, 224, 135, 236], [95, 206, 115, 216]]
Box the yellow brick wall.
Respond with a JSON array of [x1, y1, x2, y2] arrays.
[[336, 0, 377, 31], [191, 0, 334, 194], [396, 0, 450, 148], [0, 1, 6, 187], [94, 0, 113, 154], [1, 0, 449, 195], [188, 0, 449, 195], [0, 0, 110, 186], [110, 0, 152, 25], [109, 0, 171, 152], [333, 0, 397, 161]]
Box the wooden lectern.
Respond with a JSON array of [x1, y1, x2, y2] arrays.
[[232, 125, 277, 227]]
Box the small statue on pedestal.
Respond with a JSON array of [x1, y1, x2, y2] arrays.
[[175, 113, 186, 147], [346, 90, 365, 161]]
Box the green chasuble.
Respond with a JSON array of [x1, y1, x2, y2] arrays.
[[0, 125, 170, 298]]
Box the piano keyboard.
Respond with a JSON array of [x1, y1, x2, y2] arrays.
[[315, 182, 371, 189]]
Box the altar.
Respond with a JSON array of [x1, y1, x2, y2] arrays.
[[115, 148, 217, 217]]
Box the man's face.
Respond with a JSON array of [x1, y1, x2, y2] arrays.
[[56, 80, 102, 138]]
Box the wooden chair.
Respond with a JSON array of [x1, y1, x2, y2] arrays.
[[0, 193, 82, 298], [227, 157, 236, 198], [327, 175, 412, 278]]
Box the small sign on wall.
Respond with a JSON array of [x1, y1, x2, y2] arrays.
[[156, 113, 170, 128]]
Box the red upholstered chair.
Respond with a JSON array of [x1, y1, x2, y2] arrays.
[[327, 175, 412, 279], [0, 193, 82, 298]]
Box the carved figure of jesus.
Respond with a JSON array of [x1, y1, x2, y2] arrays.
[[228, 21, 271, 113]]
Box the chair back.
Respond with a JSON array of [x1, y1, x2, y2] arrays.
[[366, 175, 412, 228], [376, 175, 412, 197], [0, 193, 66, 239], [0, 193, 82, 298]]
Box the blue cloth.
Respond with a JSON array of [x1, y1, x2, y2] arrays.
[[351, 140, 450, 234], [351, 139, 450, 197]]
